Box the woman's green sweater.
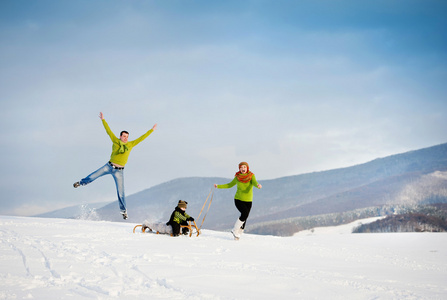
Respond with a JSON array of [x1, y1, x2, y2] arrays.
[[217, 174, 260, 202]]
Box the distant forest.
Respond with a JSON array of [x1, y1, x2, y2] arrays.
[[353, 204, 447, 233], [248, 203, 447, 236]]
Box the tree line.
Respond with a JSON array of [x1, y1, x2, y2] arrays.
[[353, 204, 447, 233], [248, 203, 447, 236]]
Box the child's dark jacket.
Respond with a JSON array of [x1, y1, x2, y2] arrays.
[[166, 206, 194, 226]]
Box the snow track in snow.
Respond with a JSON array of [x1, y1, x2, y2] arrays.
[[0, 216, 446, 299]]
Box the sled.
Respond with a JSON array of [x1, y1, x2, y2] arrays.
[[133, 220, 200, 237], [133, 189, 213, 238]]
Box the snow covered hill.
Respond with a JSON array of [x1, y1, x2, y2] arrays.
[[38, 143, 447, 236], [1, 216, 446, 299]]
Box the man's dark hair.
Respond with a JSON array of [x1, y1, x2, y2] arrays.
[[120, 131, 129, 136]]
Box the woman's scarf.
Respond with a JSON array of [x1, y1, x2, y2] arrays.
[[235, 171, 254, 183]]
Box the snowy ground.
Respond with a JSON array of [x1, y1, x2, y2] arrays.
[[1, 216, 446, 300]]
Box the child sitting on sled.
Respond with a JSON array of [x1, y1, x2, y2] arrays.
[[166, 200, 195, 237]]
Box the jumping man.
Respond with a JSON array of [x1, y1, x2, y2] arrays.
[[73, 112, 157, 219]]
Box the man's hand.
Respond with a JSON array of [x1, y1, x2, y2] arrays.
[[99, 112, 104, 120], [152, 123, 158, 131]]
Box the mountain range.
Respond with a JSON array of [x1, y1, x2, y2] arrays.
[[37, 143, 447, 235]]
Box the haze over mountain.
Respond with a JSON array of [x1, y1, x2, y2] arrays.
[[37, 143, 447, 234]]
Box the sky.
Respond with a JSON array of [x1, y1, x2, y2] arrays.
[[1, 0, 447, 216]]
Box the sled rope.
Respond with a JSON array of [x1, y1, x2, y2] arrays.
[[197, 188, 214, 230]]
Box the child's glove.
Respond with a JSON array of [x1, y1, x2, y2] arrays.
[[188, 217, 195, 221]]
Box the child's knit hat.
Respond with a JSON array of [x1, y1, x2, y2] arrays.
[[178, 200, 187, 209]]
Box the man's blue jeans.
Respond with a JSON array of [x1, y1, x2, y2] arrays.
[[80, 162, 126, 213]]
